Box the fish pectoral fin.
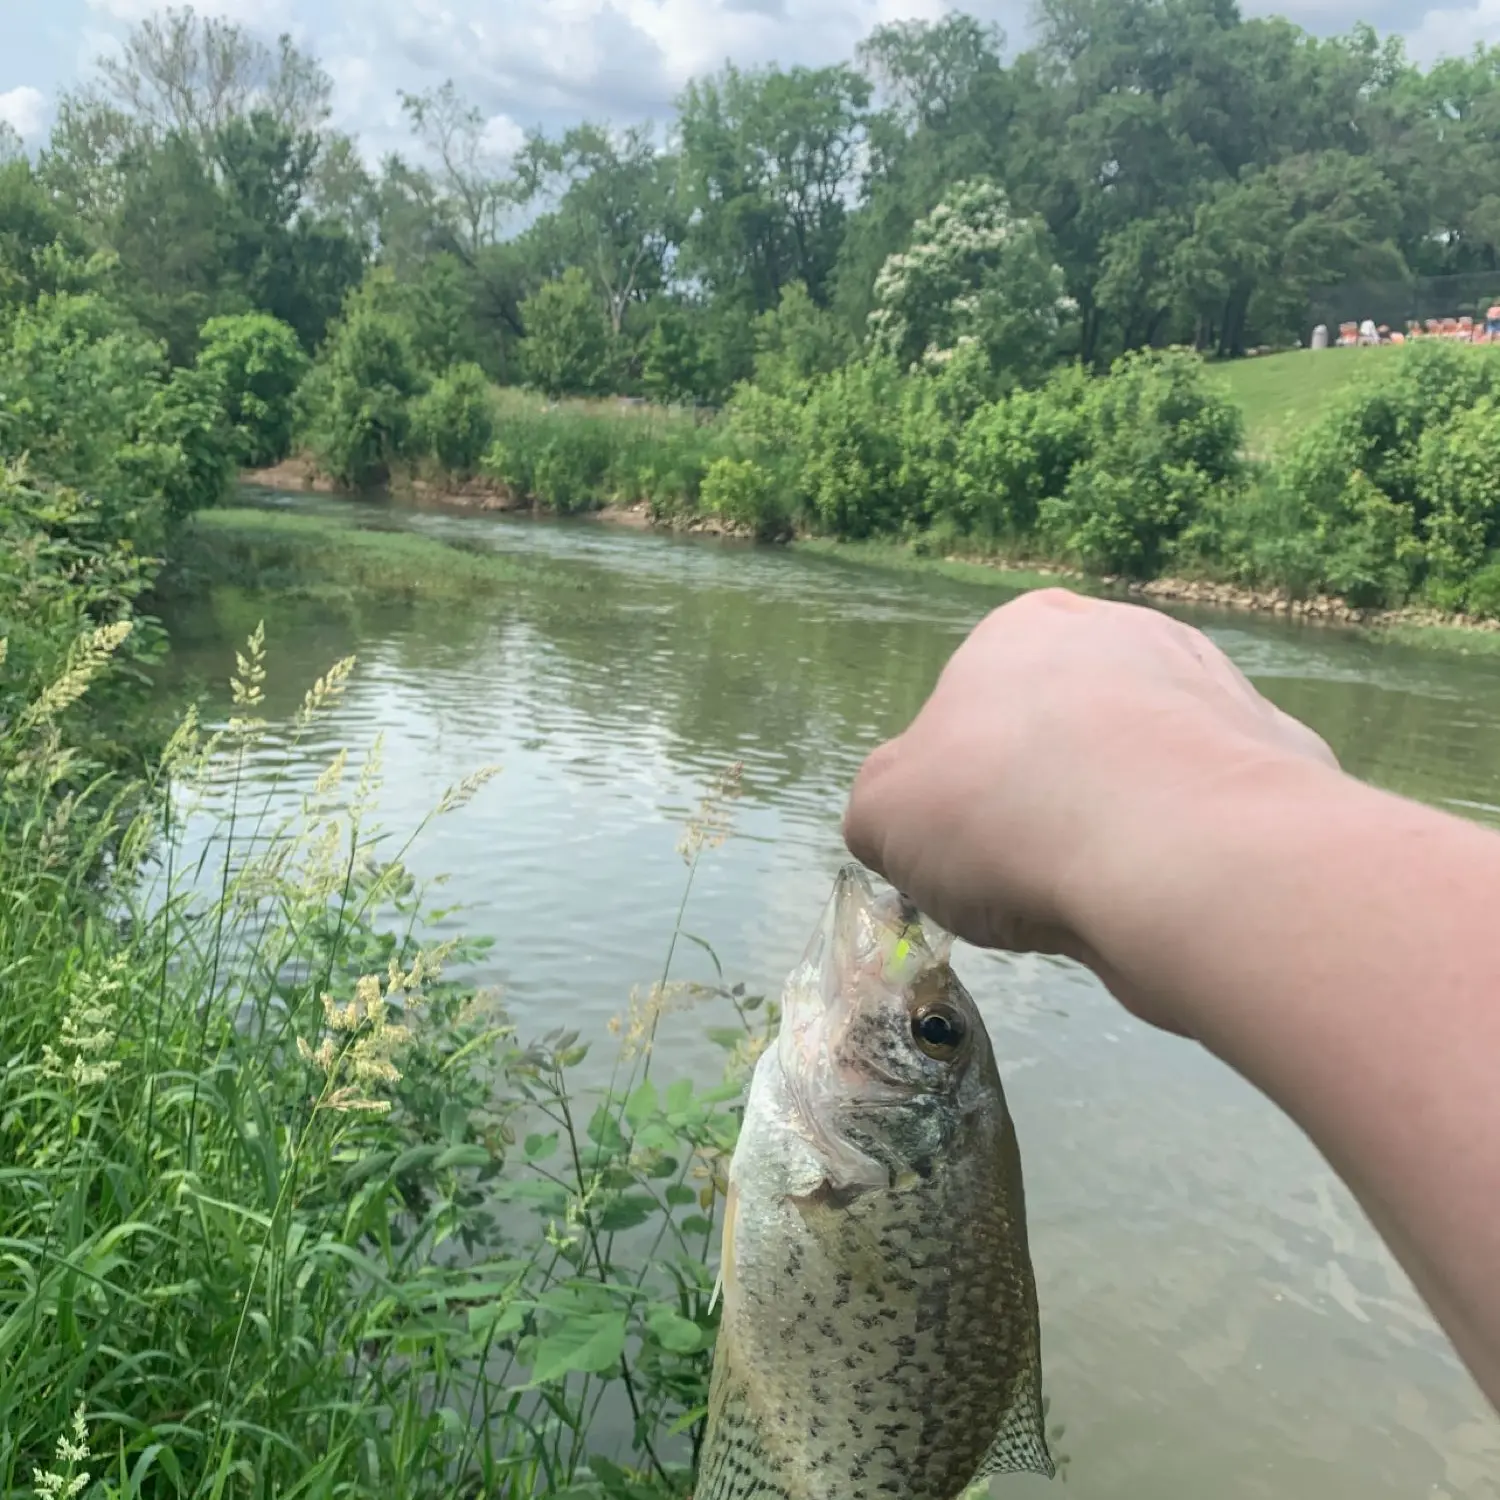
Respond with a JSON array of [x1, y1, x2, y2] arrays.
[[972, 1367, 1056, 1482], [710, 1178, 739, 1318]]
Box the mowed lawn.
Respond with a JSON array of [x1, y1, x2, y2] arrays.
[[1209, 345, 1405, 457]]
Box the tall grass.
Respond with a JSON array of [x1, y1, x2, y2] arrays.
[[0, 616, 767, 1499], [482, 392, 726, 519]]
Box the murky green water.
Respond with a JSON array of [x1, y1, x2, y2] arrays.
[[161, 489, 1500, 1499]]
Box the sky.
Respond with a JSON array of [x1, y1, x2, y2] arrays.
[[1, 0, 1497, 166]]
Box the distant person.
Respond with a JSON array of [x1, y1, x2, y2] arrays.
[[1359, 317, 1380, 345], [1311, 323, 1329, 350], [844, 589, 1500, 1416], [1488, 304, 1500, 337]]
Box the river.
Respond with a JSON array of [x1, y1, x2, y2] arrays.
[[159, 488, 1500, 1499]]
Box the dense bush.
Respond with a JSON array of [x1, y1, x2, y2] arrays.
[[1038, 349, 1246, 577], [299, 301, 424, 488], [412, 360, 497, 477], [197, 311, 308, 467], [520, 268, 617, 398]]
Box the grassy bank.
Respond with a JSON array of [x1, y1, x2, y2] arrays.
[[1209, 346, 1405, 455], [165, 507, 536, 603], [0, 596, 759, 1495]]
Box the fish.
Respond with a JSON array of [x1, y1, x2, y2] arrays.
[[696, 862, 1054, 1500]]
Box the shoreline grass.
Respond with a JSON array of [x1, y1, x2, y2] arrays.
[[164, 507, 535, 604], [1, 611, 759, 1497]]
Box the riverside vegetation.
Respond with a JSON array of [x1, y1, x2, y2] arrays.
[[5, 3, 1500, 619], [1, 452, 771, 1495], [3, 5, 1500, 1493]]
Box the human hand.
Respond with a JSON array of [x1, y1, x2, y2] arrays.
[[842, 588, 1340, 1025]]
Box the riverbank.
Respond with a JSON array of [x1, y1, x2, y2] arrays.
[[233, 468, 1500, 649], [789, 537, 1500, 651]]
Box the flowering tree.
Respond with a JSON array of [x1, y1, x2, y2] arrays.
[[868, 179, 1074, 385]]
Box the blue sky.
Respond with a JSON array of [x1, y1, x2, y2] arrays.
[[2, 0, 1495, 165]]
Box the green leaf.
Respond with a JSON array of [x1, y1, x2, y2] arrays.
[[596, 1193, 658, 1232], [705, 1027, 744, 1051], [664, 1079, 694, 1115], [646, 1306, 706, 1353], [587, 1107, 630, 1155], [529, 1309, 628, 1383], [434, 1143, 491, 1170], [679, 931, 724, 978], [634, 1122, 678, 1156], [624, 1079, 659, 1128], [524, 1131, 560, 1162], [664, 1184, 697, 1207]]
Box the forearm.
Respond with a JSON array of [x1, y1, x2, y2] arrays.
[[1071, 757, 1500, 1407]]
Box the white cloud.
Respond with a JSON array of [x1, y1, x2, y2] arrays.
[[0, 85, 47, 140], [1404, 0, 1500, 61], [85, 0, 294, 23]]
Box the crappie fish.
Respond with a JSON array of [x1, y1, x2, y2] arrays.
[[697, 864, 1053, 1500]]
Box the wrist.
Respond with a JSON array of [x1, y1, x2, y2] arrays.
[[1055, 737, 1355, 1033]]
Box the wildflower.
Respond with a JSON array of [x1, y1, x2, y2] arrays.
[[299, 957, 446, 1111], [41, 959, 126, 1089], [228, 621, 267, 736], [295, 655, 357, 730], [610, 980, 717, 1060], [32, 1401, 91, 1500]]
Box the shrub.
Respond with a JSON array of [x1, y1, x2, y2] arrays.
[[1463, 556, 1500, 619], [798, 355, 908, 538], [520, 268, 615, 398], [300, 304, 423, 488], [0, 292, 165, 497], [117, 361, 236, 525], [197, 311, 308, 467], [951, 363, 1092, 541], [412, 361, 497, 478], [701, 455, 793, 539], [1416, 397, 1500, 604], [1038, 349, 1244, 577], [1265, 342, 1500, 605]]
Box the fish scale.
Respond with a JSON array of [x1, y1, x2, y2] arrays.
[[696, 865, 1054, 1500]]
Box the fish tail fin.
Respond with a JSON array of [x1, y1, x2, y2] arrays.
[[973, 1359, 1055, 1482]]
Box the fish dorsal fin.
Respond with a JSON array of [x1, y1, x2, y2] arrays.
[[972, 1365, 1056, 1482]]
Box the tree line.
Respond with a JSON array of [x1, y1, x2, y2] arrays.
[[4, 0, 1499, 403]]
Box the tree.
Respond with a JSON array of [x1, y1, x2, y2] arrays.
[[676, 62, 872, 313], [95, 5, 331, 144], [0, 160, 93, 315], [196, 311, 307, 466], [399, 81, 533, 257], [519, 267, 614, 397], [541, 123, 681, 335], [868, 179, 1074, 386]]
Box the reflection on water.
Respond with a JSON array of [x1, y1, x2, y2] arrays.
[[157, 489, 1500, 1498]]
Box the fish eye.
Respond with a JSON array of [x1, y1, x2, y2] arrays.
[[912, 1005, 966, 1058]]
